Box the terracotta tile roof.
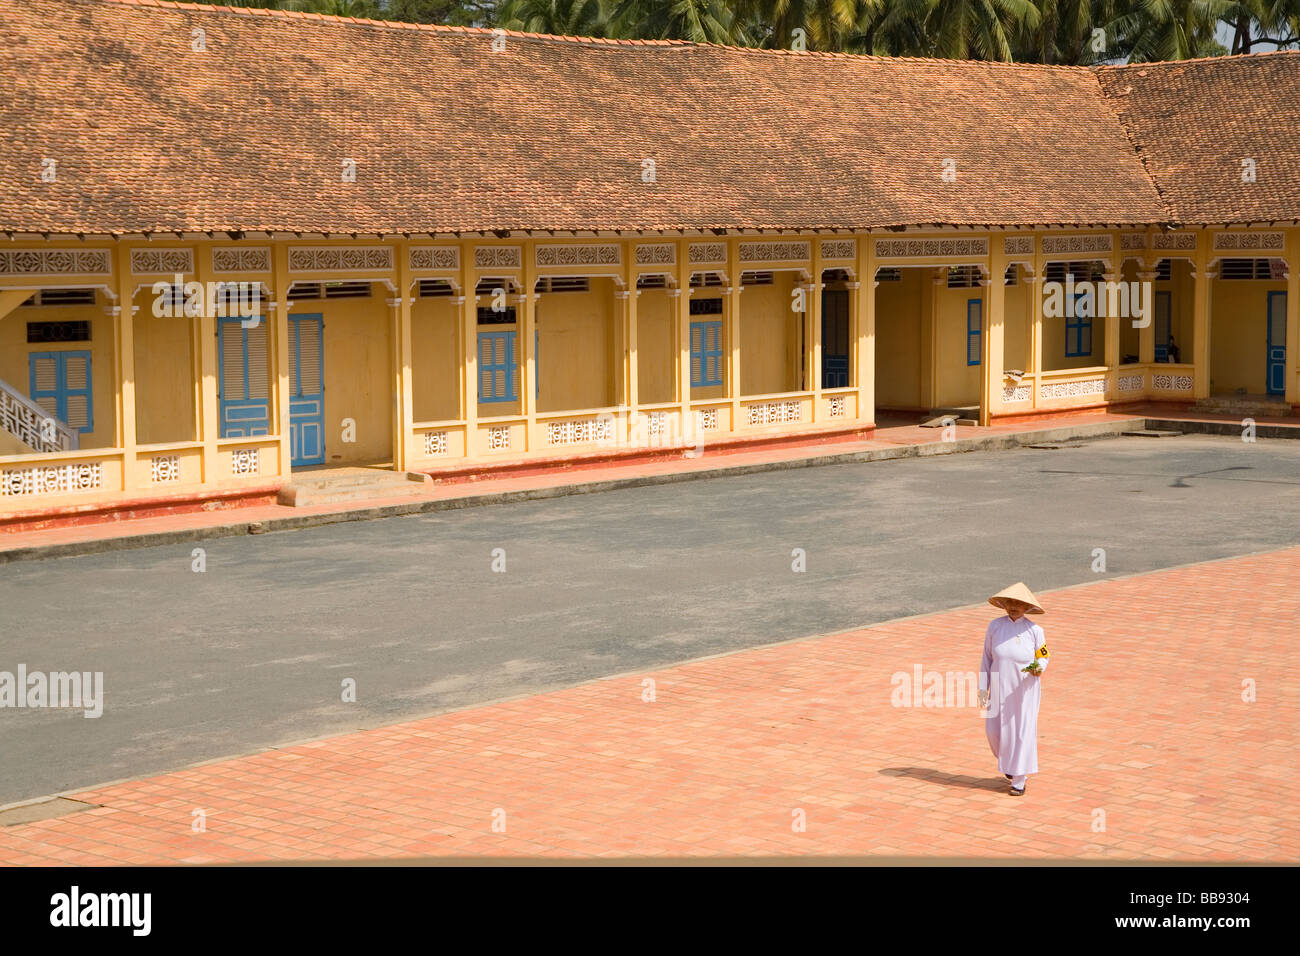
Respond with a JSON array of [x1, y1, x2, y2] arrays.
[[1095, 52, 1300, 226], [0, 0, 1290, 237]]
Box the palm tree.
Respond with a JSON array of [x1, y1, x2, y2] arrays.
[[497, 0, 607, 34], [610, 0, 753, 44], [1108, 0, 1223, 60], [872, 0, 1041, 58]]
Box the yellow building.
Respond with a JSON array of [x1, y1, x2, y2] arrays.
[[1, 0, 1298, 521]]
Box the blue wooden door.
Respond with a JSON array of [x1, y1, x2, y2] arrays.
[[1267, 292, 1286, 396], [29, 351, 93, 435], [288, 314, 325, 466], [217, 318, 270, 437]]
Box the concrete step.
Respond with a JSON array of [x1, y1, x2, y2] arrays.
[[1193, 396, 1292, 418], [277, 470, 432, 507]]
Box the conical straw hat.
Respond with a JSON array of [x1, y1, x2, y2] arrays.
[[988, 582, 1044, 614]]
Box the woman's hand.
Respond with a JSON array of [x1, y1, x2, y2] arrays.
[[1021, 662, 1043, 676]]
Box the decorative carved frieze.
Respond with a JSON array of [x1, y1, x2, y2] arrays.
[[820, 239, 856, 261], [1, 462, 102, 496], [1152, 232, 1198, 251], [1004, 236, 1034, 256], [689, 242, 727, 265], [409, 246, 460, 271], [130, 248, 194, 275], [474, 246, 522, 269], [1039, 378, 1106, 400], [1118, 374, 1145, 392], [739, 241, 811, 263], [211, 247, 271, 273], [1120, 233, 1148, 251], [874, 238, 988, 259], [1213, 231, 1285, 252], [535, 244, 621, 268], [636, 243, 676, 266], [0, 249, 111, 275], [288, 246, 393, 272], [1041, 235, 1113, 256]]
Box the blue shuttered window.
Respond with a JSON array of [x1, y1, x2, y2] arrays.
[[478, 330, 517, 403], [29, 351, 93, 434], [690, 320, 723, 387], [966, 300, 982, 366]]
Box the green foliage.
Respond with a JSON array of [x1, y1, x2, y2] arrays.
[[206, 0, 1300, 60]]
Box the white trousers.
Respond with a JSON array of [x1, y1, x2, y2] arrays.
[[1010, 774, 1027, 789]]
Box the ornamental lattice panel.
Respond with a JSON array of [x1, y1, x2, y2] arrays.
[[1213, 231, 1285, 252], [820, 240, 856, 261], [0, 249, 111, 275], [230, 448, 260, 476], [475, 247, 522, 269], [828, 397, 846, 418], [1, 462, 102, 497], [1001, 385, 1032, 403], [1039, 379, 1106, 400], [688, 243, 727, 265], [1041, 235, 1113, 256], [696, 408, 719, 431], [1152, 374, 1194, 391], [1118, 375, 1144, 392], [487, 426, 510, 451], [423, 431, 448, 457], [748, 400, 802, 425], [547, 418, 613, 446], [150, 455, 180, 483]]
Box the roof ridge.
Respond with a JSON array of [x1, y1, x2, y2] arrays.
[[1095, 47, 1300, 72], [88, 0, 1092, 69]]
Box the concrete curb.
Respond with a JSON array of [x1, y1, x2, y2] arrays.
[[1, 419, 1141, 565], [1143, 417, 1299, 440]]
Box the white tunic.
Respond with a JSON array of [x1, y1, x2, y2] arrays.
[[979, 615, 1049, 776]]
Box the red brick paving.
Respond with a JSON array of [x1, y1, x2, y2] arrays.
[[1, 546, 1296, 863]]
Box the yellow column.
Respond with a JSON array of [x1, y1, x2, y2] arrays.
[[1191, 231, 1213, 399], [627, 271, 640, 427], [859, 235, 876, 425], [392, 242, 414, 472], [459, 247, 478, 458], [920, 270, 938, 411], [1286, 228, 1300, 407], [521, 242, 537, 450], [114, 245, 137, 490], [195, 246, 221, 482], [676, 238, 691, 422], [728, 237, 742, 431], [981, 241, 1006, 425], [1136, 263, 1157, 366], [810, 238, 822, 421], [1103, 264, 1121, 398], [267, 244, 290, 479]]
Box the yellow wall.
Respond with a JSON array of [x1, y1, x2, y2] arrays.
[[1211, 278, 1287, 393], [933, 283, 983, 408], [636, 290, 675, 405], [537, 280, 615, 412], [1004, 269, 1029, 371], [0, 296, 116, 450], [293, 291, 393, 465], [875, 270, 923, 409], [132, 288, 197, 444], [740, 272, 797, 395], [411, 296, 460, 422]]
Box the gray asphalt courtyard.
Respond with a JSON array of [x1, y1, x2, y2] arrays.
[[2, 433, 1298, 805]]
